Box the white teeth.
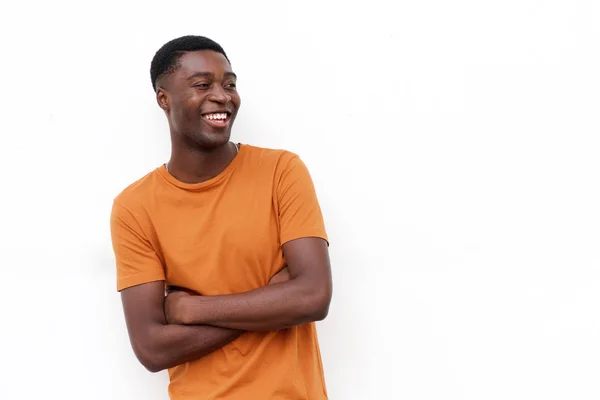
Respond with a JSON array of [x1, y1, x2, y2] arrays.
[[205, 113, 227, 120]]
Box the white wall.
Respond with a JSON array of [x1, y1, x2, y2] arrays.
[[1, 1, 599, 399]]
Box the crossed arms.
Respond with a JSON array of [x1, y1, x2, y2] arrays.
[[120, 237, 332, 372]]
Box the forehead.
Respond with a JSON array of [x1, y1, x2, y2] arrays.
[[176, 50, 233, 77]]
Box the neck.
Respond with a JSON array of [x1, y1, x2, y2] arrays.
[[166, 141, 238, 184]]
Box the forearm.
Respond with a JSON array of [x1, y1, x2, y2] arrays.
[[178, 278, 330, 331], [135, 323, 241, 372]]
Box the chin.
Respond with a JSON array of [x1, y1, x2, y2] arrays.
[[188, 131, 231, 150]]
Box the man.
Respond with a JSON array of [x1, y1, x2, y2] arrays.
[[110, 35, 332, 399]]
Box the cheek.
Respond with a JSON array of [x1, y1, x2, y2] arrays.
[[183, 92, 201, 111], [231, 93, 242, 109], [174, 94, 201, 120]]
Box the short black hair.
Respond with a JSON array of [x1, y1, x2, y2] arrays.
[[150, 35, 230, 91]]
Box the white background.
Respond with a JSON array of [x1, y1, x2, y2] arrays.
[[0, 1, 599, 399]]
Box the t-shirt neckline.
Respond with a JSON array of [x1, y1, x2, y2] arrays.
[[157, 143, 246, 191]]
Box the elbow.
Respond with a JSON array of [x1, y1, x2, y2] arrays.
[[142, 359, 164, 374], [307, 286, 332, 322], [136, 352, 164, 373], [312, 303, 329, 321], [313, 296, 331, 321], [133, 343, 167, 373]]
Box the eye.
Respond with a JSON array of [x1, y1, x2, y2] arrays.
[[193, 82, 210, 89], [225, 82, 237, 89]]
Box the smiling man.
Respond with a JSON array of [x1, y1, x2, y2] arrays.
[[109, 35, 332, 399]]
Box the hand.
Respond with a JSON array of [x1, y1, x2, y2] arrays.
[[164, 287, 192, 325], [268, 266, 290, 285]]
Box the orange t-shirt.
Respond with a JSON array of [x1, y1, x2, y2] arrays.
[[110, 144, 329, 399]]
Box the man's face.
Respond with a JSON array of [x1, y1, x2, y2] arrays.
[[158, 50, 241, 149]]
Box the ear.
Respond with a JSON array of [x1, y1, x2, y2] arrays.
[[156, 87, 170, 111]]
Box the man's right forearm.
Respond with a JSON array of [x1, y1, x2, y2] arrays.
[[134, 323, 242, 372]]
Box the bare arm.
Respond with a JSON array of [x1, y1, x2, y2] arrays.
[[112, 201, 294, 372], [166, 237, 332, 331], [120, 281, 242, 373], [121, 268, 290, 372]]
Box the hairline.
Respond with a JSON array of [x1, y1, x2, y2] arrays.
[[154, 50, 233, 91]]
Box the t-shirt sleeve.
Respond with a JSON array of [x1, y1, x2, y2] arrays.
[[276, 153, 328, 245], [110, 200, 165, 291]]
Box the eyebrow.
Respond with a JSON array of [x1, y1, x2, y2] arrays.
[[187, 71, 237, 80]]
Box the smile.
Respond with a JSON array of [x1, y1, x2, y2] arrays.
[[202, 112, 229, 121], [201, 112, 231, 128]]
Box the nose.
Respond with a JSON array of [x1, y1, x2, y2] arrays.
[[208, 85, 231, 104]]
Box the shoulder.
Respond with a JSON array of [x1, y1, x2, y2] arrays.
[[241, 144, 301, 170], [113, 168, 162, 213]]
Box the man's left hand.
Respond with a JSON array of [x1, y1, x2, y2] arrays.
[[165, 288, 192, 325]]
